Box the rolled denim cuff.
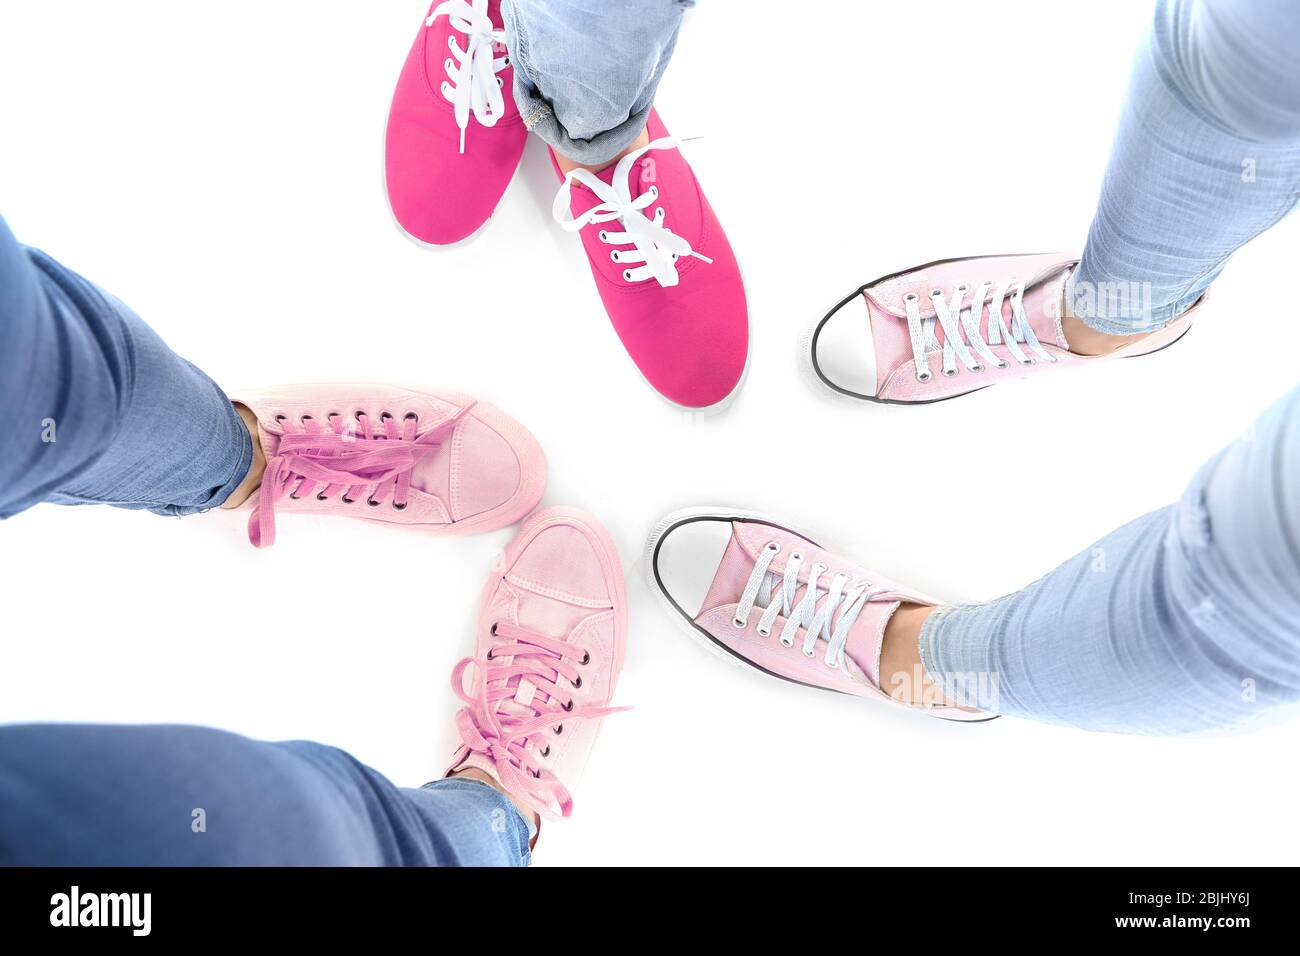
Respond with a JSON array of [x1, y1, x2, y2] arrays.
[[513, 81, 653, 167], [918, 601, 1004, 713], [1067, 259, 1205, 336]]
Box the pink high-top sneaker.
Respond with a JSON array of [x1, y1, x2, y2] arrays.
[[810, 253, 1202, 404], [385, 0, 525, 245], [232, 384, 545, 548], [647, 507, 992, 722], [446, 507, 628, 821], [550, 110, 749, 410]]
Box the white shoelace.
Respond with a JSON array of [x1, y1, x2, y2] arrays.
[[905, 279, 1057, 383], [429, 0, 508, 153], [733, 542, 888, 670], [551, 137, 712, 287]]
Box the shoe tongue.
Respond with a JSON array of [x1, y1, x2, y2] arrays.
[[750, 570, 899, 688], [925, 265, 1070, 353]]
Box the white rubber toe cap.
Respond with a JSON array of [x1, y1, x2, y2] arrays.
[[652, 516, 734, 619], [812, 291, 877, 397]]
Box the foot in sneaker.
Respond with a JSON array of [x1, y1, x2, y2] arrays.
[[385, 0, 525, 244], [230, 385, 545, 548], [810, 253, 1202, 404], [550, 110, 749, 410], [647, 508, 991, 721], [446, 507, 628, 824]]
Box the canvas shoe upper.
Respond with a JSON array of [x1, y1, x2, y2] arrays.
[[385, 0, 526, 244], [232, 384, 545, 548], [550, 109, 749, 410], [648, 508, 992, 721], [811, 253, 1201, 404], [446, 507, 628, 820]]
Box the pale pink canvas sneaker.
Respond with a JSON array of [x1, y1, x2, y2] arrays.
[[446, 507, 628, 821], [811, 253, 1202, 404], [385, 0, 526, 245], [647, 507, 993, 722], [550, 109, 749, 410], [232, 384, 545, 548]]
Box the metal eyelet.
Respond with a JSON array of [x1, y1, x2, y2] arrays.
[[393, 502, 408, 511], [779, 637, 795, 648], [995, 361, 1009, 369], [649, 185, 658, 199], [490, 623, 498, 636], [826, 659, 839, 670], [733, 615, 748, 629], [930, 289, 943, 299], [904, 292, 918, 302], [379, 411, 393, 421], [289, 493, 301, 500], [802, 647, 816, 658], [440, 81, 451, 96], [579, 651, 590, 665], [756, 625, 771, 637], [598, 230, 609, 242], [622, 269, 634, 281], [354, 410, 366, 420], [563, 699, 574, 712], [553, 724, 563, 735], [316, 493, 329, 501], [765, 542, 781, 554], [916, 369, 933, 383], [1019, 358, 1034, 366], [367, 498, 381, 507], [790, 551, 803, 561], [341, 496, 356, 504], [404, 412, 418, 421], [942, 368, 958, 377], [485, 649, 494, 660], [274, 413, 286, 422], [444, 57, 454, 72], [610, 250, 621, 262], [300, 414, 313, 423], [530, 768, 541, 778], [540, 745, 550, 757], [496, 76, 503, 87], [971, 363, 985, 373], [571, 676, 582, 689]]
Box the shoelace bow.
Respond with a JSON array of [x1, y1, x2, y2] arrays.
[[905, 279, 1057, 383], [248, 406, 468, 548], [452, 621, 626, 819], [429, 0, 508, 153], [734, 543, 889, 671], [552, 136, 712, 288]]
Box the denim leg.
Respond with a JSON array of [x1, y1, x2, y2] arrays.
[[0, 724, 531, 866], [920, 385, 1300, 735], [0, 216, 251, 519], [502, 0, 692, 165], [1069, 0, 1300, 333]]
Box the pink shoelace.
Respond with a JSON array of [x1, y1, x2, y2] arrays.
[[451, 621, 625, 819], [248, 406, 468, 548]]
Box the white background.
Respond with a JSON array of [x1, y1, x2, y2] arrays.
[[2, 0, 1297, 867]]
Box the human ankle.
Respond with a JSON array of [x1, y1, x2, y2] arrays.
[[1060, 286, 1153, 356], [879, 603, 945, 706], [220, 402, 266, 510], [554, 127, 650, 175], [450, 766, 541, 841]]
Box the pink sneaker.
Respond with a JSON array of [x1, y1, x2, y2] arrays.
[[446, 507, 628, 820], [810, 253, 1201, 404], [232, 384, 545, 548], [647, 507, 992, 722], [385, 1, 525, 245], [550, 110, 749, 410]]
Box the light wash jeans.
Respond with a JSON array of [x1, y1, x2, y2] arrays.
[[922, 384, 1300, 734], [0, 724, 531, 866], [502, 0, 694, 165], [1068, 0, 1300, 332]]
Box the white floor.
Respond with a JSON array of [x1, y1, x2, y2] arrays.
[[2, 0, 1297, 867]]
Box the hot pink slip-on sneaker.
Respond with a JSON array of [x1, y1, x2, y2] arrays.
[[549, 109, 749, 410], [446, 507, 629, 821], [647, 507, 993, 722], [385, 0, 526, 245], [810, 253, 1202, 404], [232, 384, 545, 548]]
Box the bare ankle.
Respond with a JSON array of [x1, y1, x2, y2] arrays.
[[879, 603, 942, 705], [220, 403, 266, 510], [554, 126, 650, 175]]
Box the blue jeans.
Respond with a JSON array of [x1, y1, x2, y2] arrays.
[[922, 383, 1300, 734], [502, 0, 694, 165], [0, 724, 531, 866], [0, 216, 252, 519], [1068, 0, 1300, 332]]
